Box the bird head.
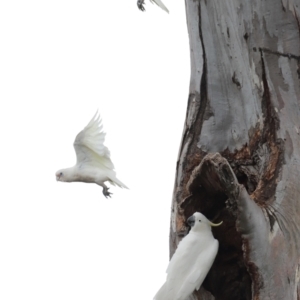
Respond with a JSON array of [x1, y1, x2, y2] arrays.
[[187, 212, 222, 231], [55, 170, 64, 181]]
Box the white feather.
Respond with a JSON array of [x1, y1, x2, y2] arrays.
[[150, 0, 169, 13], [153, 212, 220, 300], [74, 111, 113, 169], [56, 111, 128, 196]]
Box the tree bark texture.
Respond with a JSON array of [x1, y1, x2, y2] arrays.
[[170, 1, 300, 299]]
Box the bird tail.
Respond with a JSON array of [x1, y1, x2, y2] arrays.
[[150, 0, 169, 13], [108, 175, 129, 189]]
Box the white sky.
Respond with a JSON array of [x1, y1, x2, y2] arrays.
[[0, 1, 189, 299]]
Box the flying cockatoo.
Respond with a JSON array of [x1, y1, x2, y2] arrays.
[[153, 212, 222, 300], [137, 0, 169, 13], [55, 111, 128, 198]]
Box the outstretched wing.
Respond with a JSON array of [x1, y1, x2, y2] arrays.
[[150, 0, 169, 13], [73, 111, 114, 170]]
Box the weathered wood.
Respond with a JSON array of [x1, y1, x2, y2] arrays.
[[171, 1, 300, 299]]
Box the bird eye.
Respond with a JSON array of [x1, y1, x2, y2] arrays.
[[199, 220, 201, 222], [60, 172, 63, 176]]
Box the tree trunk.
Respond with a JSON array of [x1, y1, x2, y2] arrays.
[[170, 1, 300, 299]]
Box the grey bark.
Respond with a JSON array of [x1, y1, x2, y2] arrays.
[[170, 1, 300, 299]]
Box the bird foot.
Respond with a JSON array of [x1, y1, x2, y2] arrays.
[[137, 0, 145, 11], [103, 187, 112, 198]]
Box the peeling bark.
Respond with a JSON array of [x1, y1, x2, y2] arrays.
[[171, 1, 300, 299]]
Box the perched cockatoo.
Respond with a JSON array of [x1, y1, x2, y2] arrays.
[[55, 111, 128, 198], [137, 0, 169, 13], [153, 212, 222, 300]]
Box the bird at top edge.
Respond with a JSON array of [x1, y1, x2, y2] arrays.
[[137, 0, 169, 13]]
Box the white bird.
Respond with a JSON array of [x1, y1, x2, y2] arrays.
[[153, 212, 222, 300], [55, 111, 128, 198], [137, 0, 169, 13]]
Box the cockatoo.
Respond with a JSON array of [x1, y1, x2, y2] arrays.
[[153, 212, 222, 300], [55, 111, 128, 198], [137, 0, 169, 13]]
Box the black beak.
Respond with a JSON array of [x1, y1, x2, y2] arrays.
[[187, 215, 195, 227]]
